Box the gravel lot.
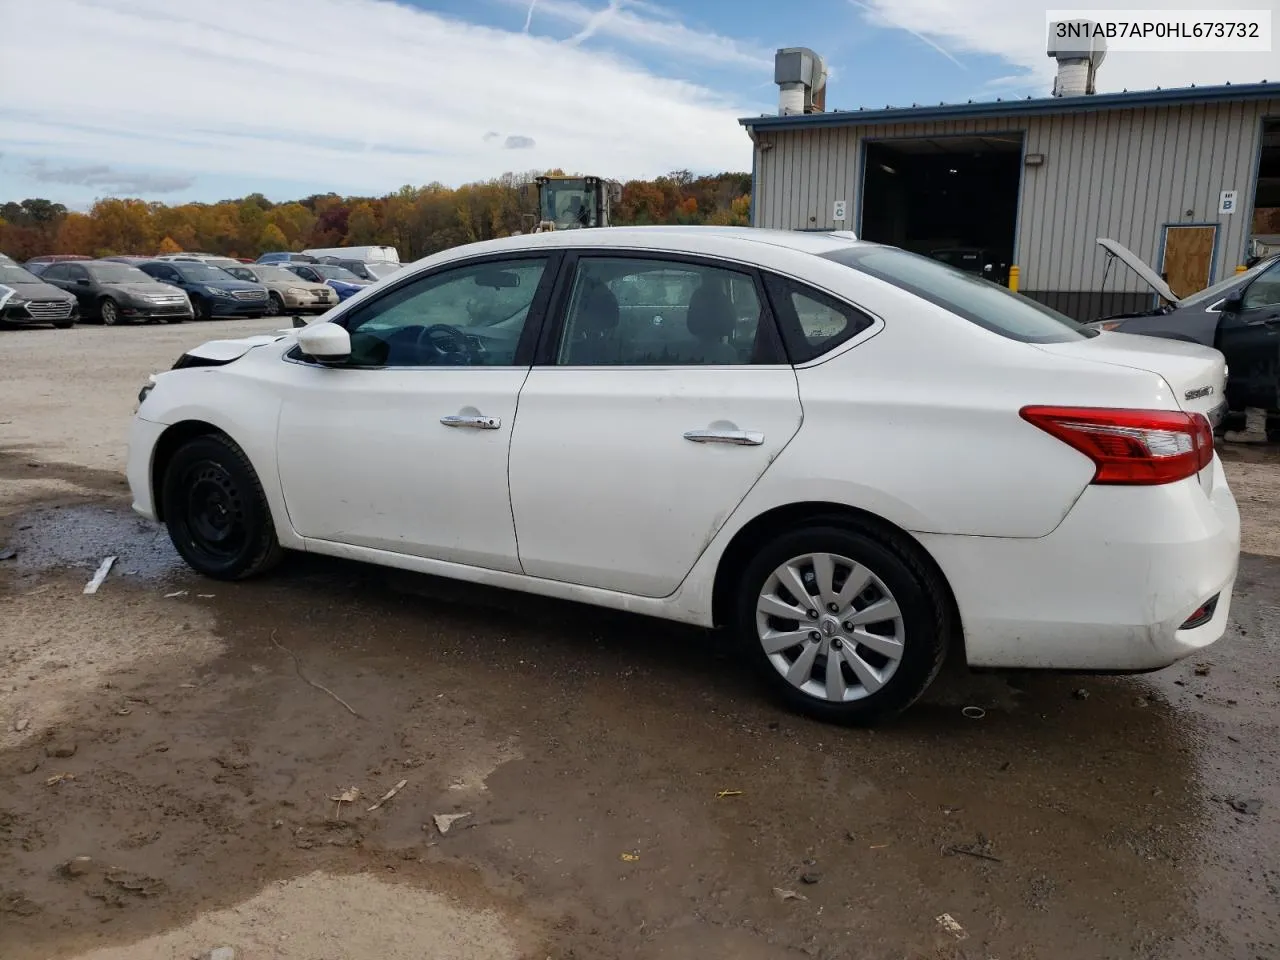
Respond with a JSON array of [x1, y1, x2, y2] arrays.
[[1, 320, 1277, 960]]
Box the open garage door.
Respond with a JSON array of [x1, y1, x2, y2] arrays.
[[860, 134, 1023, 285]]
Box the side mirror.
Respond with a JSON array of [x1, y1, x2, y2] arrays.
[[1221, 290, 1244, 313], [297, 321, 351, 364]]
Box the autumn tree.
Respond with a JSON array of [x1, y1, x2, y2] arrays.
[[3, 169, 752, 261], [157, 235, 183, 254], [345, 202, 379, 245], [259, 222, 288, 251]]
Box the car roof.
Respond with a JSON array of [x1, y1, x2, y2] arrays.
[[463, 226, 864, 257]]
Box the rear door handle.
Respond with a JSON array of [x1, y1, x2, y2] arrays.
[[440, 414, 501, 429], [683, 429, 764, 446]]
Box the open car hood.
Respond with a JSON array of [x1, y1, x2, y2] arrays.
[[1096, 238, 1181, 306], [184, 333, 290, 363]]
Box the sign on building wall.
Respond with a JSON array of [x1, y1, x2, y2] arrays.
[[832, 200, 847, 222], [1219, 190, 1238, 215]]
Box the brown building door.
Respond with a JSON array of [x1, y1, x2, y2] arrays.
[[1161, 225, 1217, 298]]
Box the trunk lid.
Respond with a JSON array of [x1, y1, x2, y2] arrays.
[[1035, 332, 1226, 487]]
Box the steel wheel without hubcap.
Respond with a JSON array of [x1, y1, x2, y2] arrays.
[[756, 552, 905, 702], [161, 434, 284, 580], [179, 460, 249, 568]]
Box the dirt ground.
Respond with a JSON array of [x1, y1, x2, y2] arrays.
[[1, 321, 1277, 960]]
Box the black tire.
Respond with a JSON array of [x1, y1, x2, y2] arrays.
[[1267, 413, 1280, 445], [161, 434, 284, 580], [164, 315, 185, 324], [99, 297, 122, 326], [733, 520, 952, 725], [265, 292, 283, 317], [191, 296, 210, 320]]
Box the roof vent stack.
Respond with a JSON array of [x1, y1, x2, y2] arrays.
[[1046, 20, 1107, 96], [775, 47, 827, 115]]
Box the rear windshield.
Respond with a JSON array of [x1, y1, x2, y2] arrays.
[[821, 245, 1095, 343]]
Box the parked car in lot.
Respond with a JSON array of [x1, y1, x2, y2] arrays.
[[280, 262, 370, 301], [0, 261, 79, 328], [24, 254, 93, 276], [40, 259, 192, 324], [256, 252, 317, 265], [1088, 238, 1280, 441], [128, 227, 1240, 725], [314, 256, 404, 282], [137, 260, 269, 319], [302, 244, 399, 266], [219, 263, 336, 318], [154, 253, 241, 269]]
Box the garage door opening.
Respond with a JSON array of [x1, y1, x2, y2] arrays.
[[859, 134, 1024, 285], [1249, 118, 1280, 260]]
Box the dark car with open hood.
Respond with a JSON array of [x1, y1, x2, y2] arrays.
[[40, 259, 193, 325], [0, 261, 80, 328], [1087, 238, 1280, 442]]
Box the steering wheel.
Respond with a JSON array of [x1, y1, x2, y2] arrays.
[[415, 323, 479, 365]]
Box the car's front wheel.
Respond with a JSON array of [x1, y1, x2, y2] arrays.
[[161, 433, 284, 580], [191, 296, 210, 320], [99, 297, 121, 326], [265, 292, 283, 317], [734, 521, 952, 725]]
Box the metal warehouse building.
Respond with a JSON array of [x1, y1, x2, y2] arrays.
[[744, 45, 1280, 321]]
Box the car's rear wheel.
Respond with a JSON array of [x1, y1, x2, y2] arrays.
[[161, 434, 283, 580], [734, 522, 951, 725], [99, 297, 121, 326]]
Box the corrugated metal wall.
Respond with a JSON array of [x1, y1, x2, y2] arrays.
[[752, 99, 1279, 294]]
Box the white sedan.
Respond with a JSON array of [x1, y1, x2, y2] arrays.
[[127, 227, 1240, 724]]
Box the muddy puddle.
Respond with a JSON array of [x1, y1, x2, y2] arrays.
[[1, 502, 1277, 960]]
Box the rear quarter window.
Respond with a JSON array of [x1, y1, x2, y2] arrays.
[[821, 245, 1094, 344], [762, 273, 875, 363]]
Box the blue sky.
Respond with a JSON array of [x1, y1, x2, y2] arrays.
[[1, 0, 1276, 207]]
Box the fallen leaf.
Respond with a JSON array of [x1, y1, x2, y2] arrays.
[[433, 812, 471, 834], [936, 913, 968, 940], [329, 787, 361, 804], [619, 852, 640, 862], [773, 887, 807, 901], [45, 773, 75, 786]]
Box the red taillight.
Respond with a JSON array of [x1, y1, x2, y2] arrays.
[[1020, 406, 1213, 485]]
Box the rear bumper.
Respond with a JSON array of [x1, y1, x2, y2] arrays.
[[918, 455, 1240, 671]]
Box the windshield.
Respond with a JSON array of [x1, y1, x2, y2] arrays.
[[1179, 257, 1278, 309], [313, 264, 361, 282], [822, 244, 1094, 344], [251, 265, 301, 283], [87, 263, 153, 284], [539, 179, 597, 229], [175, 263, 234, 282], [0, 264, 41, 284]]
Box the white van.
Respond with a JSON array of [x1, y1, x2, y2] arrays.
[[301, 245, 400, 265]]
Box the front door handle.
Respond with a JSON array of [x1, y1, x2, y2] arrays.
[[683, 429, 764, 446], [441, 414, 501, 429]]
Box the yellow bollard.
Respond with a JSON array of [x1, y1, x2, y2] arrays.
[[1008, 265, 1020, 292]]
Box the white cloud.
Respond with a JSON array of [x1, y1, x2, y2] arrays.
[[509, 0, 773, 69], [0, 0, 758, 201], [850, 0, 1280, 94]]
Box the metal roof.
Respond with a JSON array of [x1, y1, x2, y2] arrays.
[[739, 81, 1280, 132]]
